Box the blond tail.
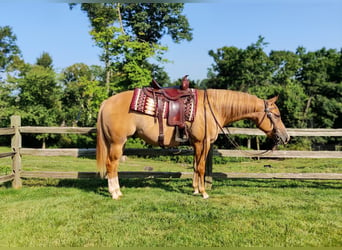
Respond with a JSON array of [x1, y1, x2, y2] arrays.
[[96, 101, 108, 178]]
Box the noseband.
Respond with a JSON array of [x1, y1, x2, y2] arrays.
[[259, 100, 287, 146], [257, 100, 281, 134]]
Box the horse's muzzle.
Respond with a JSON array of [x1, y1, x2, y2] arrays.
[[274, 131, 290, 146]]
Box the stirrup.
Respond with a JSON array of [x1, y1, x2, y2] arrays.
[[175, 126, 188, 143]]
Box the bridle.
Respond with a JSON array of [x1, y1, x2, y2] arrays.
[[258, 100, 289, 146], [257, 100, 281, 134]]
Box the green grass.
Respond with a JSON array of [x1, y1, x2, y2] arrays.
[[0, 178, 341, 247], [1, 146, 342, 247]]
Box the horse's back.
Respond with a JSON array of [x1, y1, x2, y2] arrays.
[[102, 90, 133, 108], [99, 91, 136, 139]]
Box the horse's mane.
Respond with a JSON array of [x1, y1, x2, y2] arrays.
[[207, 89, 261, 119]]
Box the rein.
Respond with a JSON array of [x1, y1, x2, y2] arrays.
[[204, 90, 273, 156]]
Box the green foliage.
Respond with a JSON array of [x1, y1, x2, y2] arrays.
[[0, 81, 16, 127], [56, 134, 95, 148], [0, 26, 22, 127], [269, 50, 301, 85], [2, 52, 63, 146], [8, 63, 62, 128], [36, 52, 53, 69], [121, 3, 193, 44], [125, 137, 147, 149], [207, 37, 342, 131], [117, 38, 167, 90], [61, 63, 107, 127], [0, 25, 21, 72], [88, 14, 168, 92], [297, 47, 342, 128], [207, 36, 272, 91], [75, 3, 192, 94], [206, 38, 341, 149]]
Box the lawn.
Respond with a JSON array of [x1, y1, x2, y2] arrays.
[[1, 178, 341, 247], [0, 147, 342, 247]]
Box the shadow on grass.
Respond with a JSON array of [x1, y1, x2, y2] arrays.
[[55, 177, 194, 197], [213, 178, 342, 190], [0, 181, 12, 188], [19, 177, 342, 199]]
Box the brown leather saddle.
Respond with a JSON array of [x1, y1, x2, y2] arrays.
[[143, 75, 196, 147]]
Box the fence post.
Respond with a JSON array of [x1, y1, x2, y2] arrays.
[[205, 144, 213, 190], [11, 115, 22, 189]]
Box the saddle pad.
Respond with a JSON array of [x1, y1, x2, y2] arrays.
[[130, 88, 197, 122]]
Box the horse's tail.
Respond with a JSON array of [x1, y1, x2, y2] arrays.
[[96, 100, 108, 178]]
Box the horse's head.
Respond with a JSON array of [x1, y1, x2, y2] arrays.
[[255, 96, 290, 149]]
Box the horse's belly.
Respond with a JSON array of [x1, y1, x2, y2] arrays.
[[134, 114, 179, 147]]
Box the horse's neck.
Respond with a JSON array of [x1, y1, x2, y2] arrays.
[[208, 89, 263, 125]]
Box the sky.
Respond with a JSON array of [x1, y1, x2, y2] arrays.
[[0, 1, 341, 82]]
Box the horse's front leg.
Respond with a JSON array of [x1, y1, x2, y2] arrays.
[[106, 143, 124, 199], [192, 158, 200, 195], [193, 141, 210, 199]]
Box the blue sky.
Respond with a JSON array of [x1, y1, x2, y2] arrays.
[[0, 1, 341, 81]]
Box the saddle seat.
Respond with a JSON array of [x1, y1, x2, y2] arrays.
[[144, 75, 196, 146]]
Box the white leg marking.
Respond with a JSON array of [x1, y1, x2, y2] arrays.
[[108, 178, 120, 200], [114, 176, 122, 197], [108, 178, 115, 194]]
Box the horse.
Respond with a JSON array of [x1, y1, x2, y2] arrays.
[[96, 89, 290, 199]]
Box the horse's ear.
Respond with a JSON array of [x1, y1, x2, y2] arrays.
[[268, 95, 279, 103]]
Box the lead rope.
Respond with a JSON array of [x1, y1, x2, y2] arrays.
[[204, 90, 272, 157]]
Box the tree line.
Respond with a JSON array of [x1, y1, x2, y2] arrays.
[[0, 3, 341, 149]]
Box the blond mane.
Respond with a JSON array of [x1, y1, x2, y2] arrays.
[[207, 89, 261, 121]]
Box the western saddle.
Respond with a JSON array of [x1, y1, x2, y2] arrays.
[[144, 75, 195, 147]]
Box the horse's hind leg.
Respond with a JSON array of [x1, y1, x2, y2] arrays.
[[106, 143, 124, 199]]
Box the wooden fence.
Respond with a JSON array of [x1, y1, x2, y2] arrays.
[[1, 115, 342, 189]]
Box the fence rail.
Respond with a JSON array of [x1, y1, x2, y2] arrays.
[[3, 126, 342, 137], [19, 148, 342, 159], [1, 115, 341, 188]]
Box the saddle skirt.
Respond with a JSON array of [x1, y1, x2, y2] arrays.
[[130, 87, 198, 124]]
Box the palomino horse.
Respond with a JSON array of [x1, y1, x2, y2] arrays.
[[96, 89, 290, 199]]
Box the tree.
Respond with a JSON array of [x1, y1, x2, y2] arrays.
[[269, 50, 301, 86], [120, 3, 192, 44], [297, 47, 342, 128], [36, 51, 53, 69], [207, 36, 271, 91], [6, 53, 62, 147], [206, 36, 342, 134], [16, 65, 62, 123], [71, 3, 192, 93], [0, 26, 21, 73], [61, 63, 107, 127], [0, 26, 22, 127]]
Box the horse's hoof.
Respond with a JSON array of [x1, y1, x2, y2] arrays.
[[202, 193, 209, 199], [111, 191, 122, 200], [193, 190, 200, 195], [111, 194, 120, 200]]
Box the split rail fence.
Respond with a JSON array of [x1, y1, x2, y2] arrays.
[[1, 115, 342, 189]]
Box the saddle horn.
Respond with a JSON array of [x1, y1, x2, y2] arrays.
[[181, 75, 189, 90]]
